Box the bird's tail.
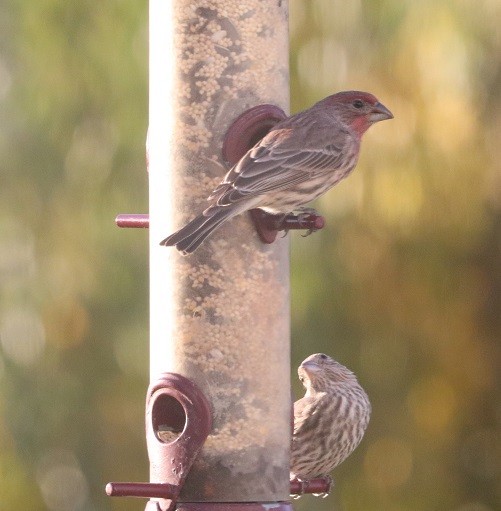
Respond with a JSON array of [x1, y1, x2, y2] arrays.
[[159, 207, 236, 254]]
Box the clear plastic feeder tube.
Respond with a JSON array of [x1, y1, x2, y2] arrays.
[[148, 0, 290, 503]]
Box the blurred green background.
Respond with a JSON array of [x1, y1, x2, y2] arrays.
[[0, 1, 500, 510]]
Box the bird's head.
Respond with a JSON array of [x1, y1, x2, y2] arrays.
[[298, 353, 357, 393], [318, 90, 393, 136]]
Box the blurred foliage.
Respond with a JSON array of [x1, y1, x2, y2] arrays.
[[0, 1, 500, 510]]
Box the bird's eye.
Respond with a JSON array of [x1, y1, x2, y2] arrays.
[[353, 99, 364, 109], [319, 354, 328, 360], [299, 376, 304, 383]]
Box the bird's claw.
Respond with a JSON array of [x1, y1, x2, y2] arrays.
[[296, 209, 321, 237], [290, 476, 333, 499], [250, 208, 324, 243], [300, 227, 315, 238], [312, 476, 333, 498], [290, 478, 306, 499]]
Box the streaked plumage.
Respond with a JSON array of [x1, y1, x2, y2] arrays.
[[160, 91, 393, 254], [290, 353, 371, 482]]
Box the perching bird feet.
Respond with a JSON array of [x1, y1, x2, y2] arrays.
[[290, 478, 306, 499], [293, 207, 324, 237], [250, 208, 325, 244], [289, 476, 333, 499], [312, 476, 333, 498]]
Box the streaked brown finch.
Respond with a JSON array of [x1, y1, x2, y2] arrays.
[[290, 353, 371, 493]]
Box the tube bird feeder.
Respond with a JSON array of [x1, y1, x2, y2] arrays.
[[149, 1, 291, 508], [107, 1, 335, 507], [110, 1, 293, 510]]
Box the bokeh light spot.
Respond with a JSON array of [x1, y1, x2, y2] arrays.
[[372, 168, 423, 230], [0, 307, 46, 366], [406, 375, 457, 434], [43, 299, 89, 348], [36, 450, 89, 511]]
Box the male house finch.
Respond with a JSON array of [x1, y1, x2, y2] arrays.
[[290, 353, 371, 491], [161, 91, 392, 254]]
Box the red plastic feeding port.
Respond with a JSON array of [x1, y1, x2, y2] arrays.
[[106, 373, 212, 511], [222, 104, 287, 166]]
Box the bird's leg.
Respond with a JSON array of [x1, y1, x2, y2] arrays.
[[280, 213, 290, 238], [282, 209, 325, 236], [287, 208, 325, 237], [296, 208, 317, 226], [250, 208, 325, 244]]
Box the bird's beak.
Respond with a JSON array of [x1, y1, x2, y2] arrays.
[[369, 102, 393, 123], [300, 361, 321, 373]]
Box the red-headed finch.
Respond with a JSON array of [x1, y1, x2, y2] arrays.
[[290, 353, 371, 492], [160, 91, 392, 254]]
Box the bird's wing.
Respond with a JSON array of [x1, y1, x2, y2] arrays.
[[209, 124, 355, 206], [293, 394, 327, 437]]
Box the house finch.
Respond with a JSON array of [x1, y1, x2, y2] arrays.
[[161, 91, 392, 254], [290, 353, 371, 491]]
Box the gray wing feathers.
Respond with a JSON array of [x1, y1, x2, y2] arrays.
[[208, 125, 353, 206]]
